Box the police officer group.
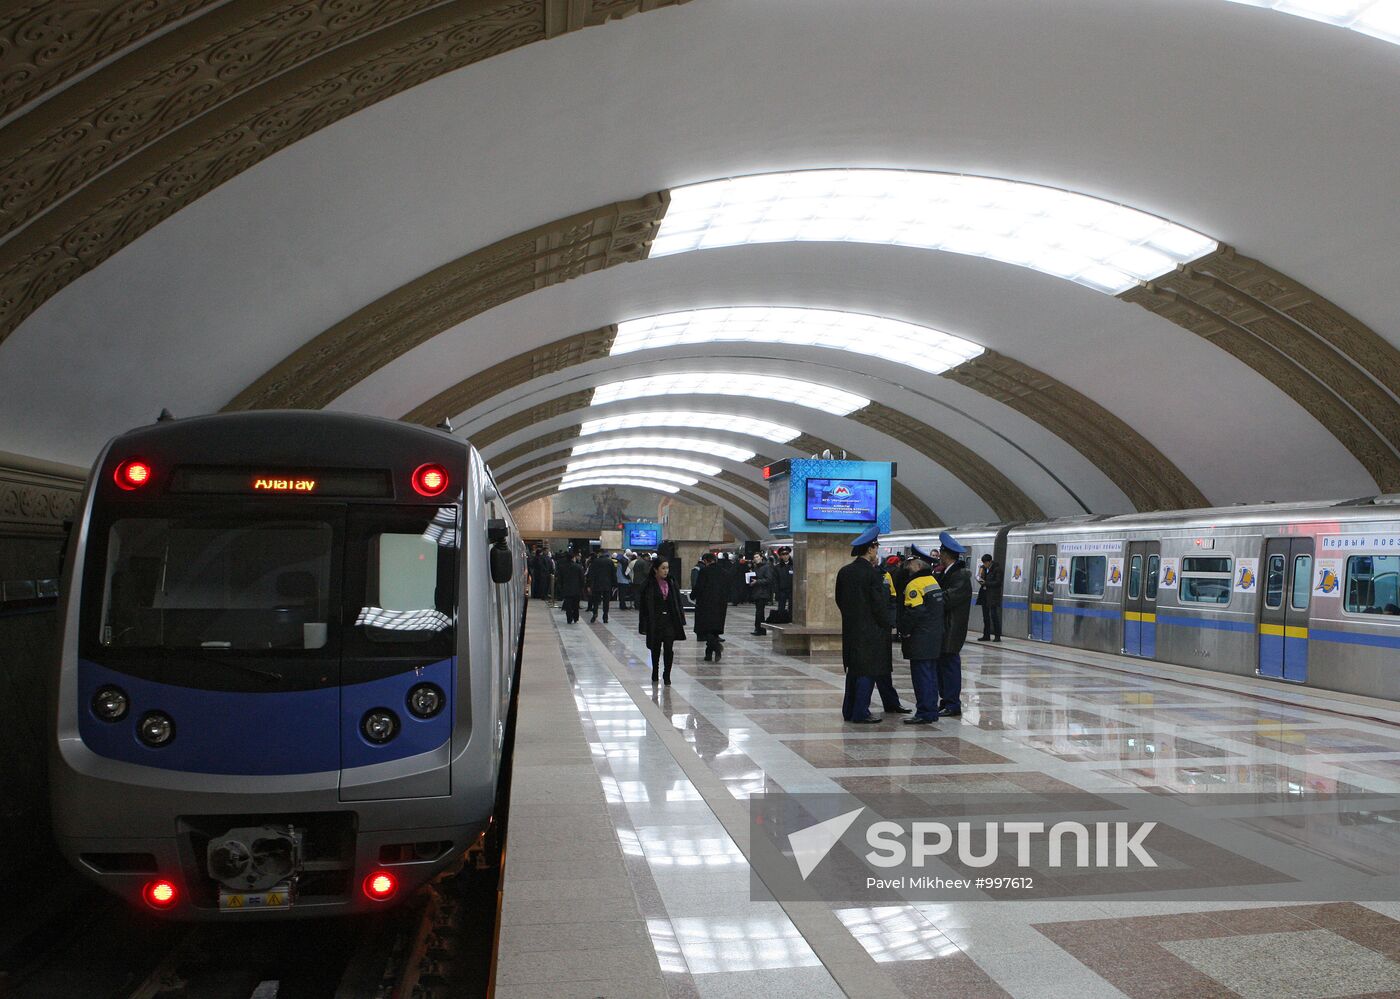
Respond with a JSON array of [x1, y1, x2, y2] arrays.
[[834, 526, 974, 725]]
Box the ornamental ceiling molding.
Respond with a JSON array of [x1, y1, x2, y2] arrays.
[[0, 0, 688, 343], [0, 451, 86, 537], [0, 1, 222, 119], [1121, 247, 1400, 492]]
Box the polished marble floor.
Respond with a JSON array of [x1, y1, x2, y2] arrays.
[[529, 603, 1400, 998]]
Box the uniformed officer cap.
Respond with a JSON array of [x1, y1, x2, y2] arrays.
[[938, 531, 966, 554], [850, 525, 880, 553], [910, 543, 934, 561]]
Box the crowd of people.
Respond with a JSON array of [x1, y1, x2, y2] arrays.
[[525, 534, 1004, 723]]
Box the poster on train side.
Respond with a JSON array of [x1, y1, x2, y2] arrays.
[[1106, 557, 1124, 587], [1009, 557, 1024, 586], [1233, 557, 1259, 594], [1158, 557, 1179, 589]]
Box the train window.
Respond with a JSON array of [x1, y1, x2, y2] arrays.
[[1264, 555, 1286, 610], [1180, 556, 1233, 605], [1146, 555, 1159, 600], [98, 518, 333, 650], [1047, 556, 1058, 589], [1344, 555, 1400, 616], [1034, 555, 1045, 592], [1069, 556, 1106, 597], [356, 509, 456, 645], [1128, 556, 1142, 600], [1290, 555, 1312, 612]]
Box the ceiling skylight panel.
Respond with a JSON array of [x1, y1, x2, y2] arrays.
[[571, 437, 757, 462], [562, 468, 699, 487], [567, 454, 723, 476], [579, 412, 800, 442], [653, 170, 1216, 292], [556, 478, 680, 495], [592, 373, 870, 415]]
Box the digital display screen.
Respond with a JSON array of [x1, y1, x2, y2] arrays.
[[624, 525, 660, 548], [805, 478, 878, 523], [169, 466, 393, 498]]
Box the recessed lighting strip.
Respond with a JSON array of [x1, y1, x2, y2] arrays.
[[1225, 0, 1400, 45], [571, 436, 758, 462], [580, 412, 800, 442], [566, 454, 724, 476], [592, 373, 869, 416]]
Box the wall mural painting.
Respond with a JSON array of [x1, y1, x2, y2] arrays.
[[551, 485, 668, 533]]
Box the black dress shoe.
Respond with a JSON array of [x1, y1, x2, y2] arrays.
[[704, 652, 713, 662], [849, 716, 883, 724], [663, 673, 672, 686], [752, 629, 767, 636], [938, 706, 963, 717], [993, 638, 1002, 642], [903, 716, 937, 725], [887, 706, 912, 714], [976, 636, 991, 642]]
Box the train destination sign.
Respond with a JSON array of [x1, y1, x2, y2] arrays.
[[169, 465, 394, 497], [253, 476, 317, 493]]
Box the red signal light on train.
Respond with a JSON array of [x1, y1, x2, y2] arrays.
[[411, 463, 448, 497], [143, 878, 178, 909], [363, 870, 397, 901], [114, 459, 153, 490]]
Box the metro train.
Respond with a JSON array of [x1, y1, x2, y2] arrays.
[[882, 498, 1400, 701], [49, 412, 526, 919]]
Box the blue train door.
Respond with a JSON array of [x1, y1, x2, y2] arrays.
[[1259, 538, 1312, 682], [1030, 545, 1055, 641], [1123, 542, 1160, 658]]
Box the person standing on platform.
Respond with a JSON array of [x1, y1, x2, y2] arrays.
[[897, 545, 945, 725], [629, 549, 651, 603], [933, 532, 972, 717], [616, 551, 634, 610], [834, 526, 895, 724], [774, 548, 794, 620], [976, 553, 1004, 642], [691, 552, 728, 662], [874, 556, 912, 717], [588, 549, 617, 623], [750, 554, 775, 635], [639, 558, 687, 684], [556, 551, 586, 624]]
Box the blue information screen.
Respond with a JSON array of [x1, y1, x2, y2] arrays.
[[624, 525, 660, 548], [805, 478, 878, 523]]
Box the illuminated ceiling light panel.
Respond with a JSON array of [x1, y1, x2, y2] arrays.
[[592, 374, 869, 416], [571, 436, 757, 463], [580, 411, 800, 443], [611, 307, 984, 376], [1225, 0, 1400, 44], [556, 478, 680, 495], [562, 467, 699, 487], [567, 454, 724, 477], [651, 170, 1218, 294]]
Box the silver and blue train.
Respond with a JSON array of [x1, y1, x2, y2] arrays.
[[883, 498, 1400, 700], [50, 412, 526, 918]]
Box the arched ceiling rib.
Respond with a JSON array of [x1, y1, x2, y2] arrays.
[[0, 0, 689, 342], [508, 483, 756, 540], [506, 475, 768, 535]]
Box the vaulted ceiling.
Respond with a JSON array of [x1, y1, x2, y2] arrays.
[[2, 0, 1398, 532]]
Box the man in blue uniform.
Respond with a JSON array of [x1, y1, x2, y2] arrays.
[[933, 531, 972, 717], [897, 544, 945, 725], [834, 526, 895, 724]]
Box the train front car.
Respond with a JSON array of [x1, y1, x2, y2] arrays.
[[50, 412, 519, 919]]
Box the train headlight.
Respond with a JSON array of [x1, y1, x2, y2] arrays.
[[361, 708, 399, 744], [407, 683, 444, 719], [137, 711, 175, 747], [92, 686, 129, 721]]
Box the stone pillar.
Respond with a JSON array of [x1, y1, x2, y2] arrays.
[[790, 533, 852, 652]]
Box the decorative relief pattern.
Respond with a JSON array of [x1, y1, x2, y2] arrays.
[[0, 0, 450, 242], [850, 403, 1045, 522], [228, 197, 663, 411], [468, 390, 593, 451], [0, 458, 84, 536], [0, 1, 221, 118], [1122, 245, 1400, 492], [0, 0, 687, 343], [943, 351, 1208, 512], [404, 326, 619, 426]]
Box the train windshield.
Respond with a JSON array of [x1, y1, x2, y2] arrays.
[[98, 518, 334, 651]]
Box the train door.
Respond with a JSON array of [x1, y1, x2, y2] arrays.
[[1123, 542, 1160, 658], [1030, 544, 1055, 641], [1258, 538, 1313, 682]]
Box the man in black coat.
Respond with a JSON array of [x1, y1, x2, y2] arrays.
[[896, 545, 945, 725], [750, 557, 775, 635], [691, 552, 729, 661], [556, 552, 586, 624], [834, 527, 894, 724], [774, 548, 795, 619], [587, 551, 617, 623], [933, 532, 973, 717], [976, 553, 1004, 642]]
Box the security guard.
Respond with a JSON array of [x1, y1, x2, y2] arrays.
[[933, 531, 973, 717], [897, 544, 945, 724], [834, 526, 896, 723]]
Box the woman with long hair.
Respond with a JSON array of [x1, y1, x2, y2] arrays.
[[638, 558, 687, 684]]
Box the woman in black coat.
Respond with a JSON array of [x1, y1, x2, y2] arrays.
[[691, 554, 728, 662], [638, 559, 687, 684]]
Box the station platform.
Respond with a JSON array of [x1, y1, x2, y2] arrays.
[[494, 603, 1400, 999]]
